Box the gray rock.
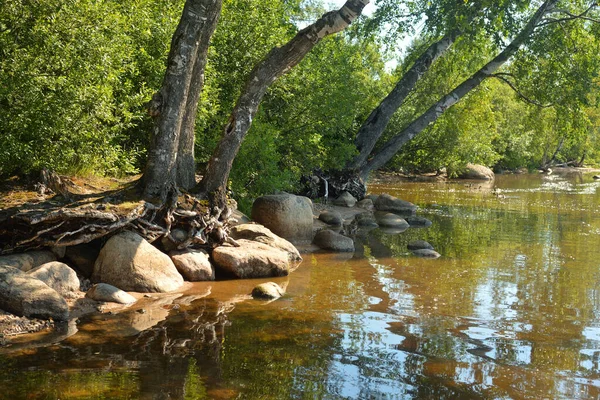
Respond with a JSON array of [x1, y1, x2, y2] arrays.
[[230, 223, 302, 262], [405, 216, 433, 227], [86, 283, 137, 304], [333, 191, 357, 207], [0, 265, 69, 320], [212, 239, 292, 279], [50, 246, 66, 259], [27, 261, 80, 297], [313, 230, 355, 252], [170, 249, 215, 281], [65, 243, 100, 278], [0, 251, 56, 272], [231, 209, 251, 226], [354, 212, 379, 228], [92, 231, 184, 293], [374, 194, 417, 215], [252, 282, 285, 300], [252, 194, 313, 243], [407, 240, 434, 251], [458, 163, 495, 181], [319, 210, 343, 226], [375, 212, 410, 229], [160, 229, 188, 252], [356, 198, 374, 211], [411, 249, 441, 258], [365, 194, 380, 203]]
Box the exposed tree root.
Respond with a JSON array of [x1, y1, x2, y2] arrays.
[[0, 173, 238, 255]]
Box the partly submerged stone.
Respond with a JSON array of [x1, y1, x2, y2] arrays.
[[313, 229, 354, 252], [92, 231, 184, 293], [319, 210, 343, 226], [405, 216, 433, 227], [411, 249, 441, 259], [0, 265, 69, 321], [212, 239, 292, 279], [170, 249, 215, 281], [230, 223, 302, 262], [27, 261, 80, 297], [375, 212, 410, 230], [86, 283, 137, 304], [457, 163, 495, 181], [407, 240, 434, 251], [251, 194, 313, 243], [356, 198, 374, 211], [354, 212, 379, 228], [374, 194, 417, 215], [251, 282, 285, 300]]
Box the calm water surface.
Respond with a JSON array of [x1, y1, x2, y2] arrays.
[[2, 172, 600, 399]]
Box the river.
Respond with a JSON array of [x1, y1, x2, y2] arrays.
[[1, 171, 600, 399]]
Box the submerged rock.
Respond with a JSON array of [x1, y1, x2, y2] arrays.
[[354, 212, 379, 228], [411, 249, 441, 259], [333, 191, 357, 207], [86, 283, 136, 304], [313, 229, 354, 252], [170, 249, 215, 281], [407, 240, 434, 251], [92, 231, 184, 293], [319, 210, 343, 226], [374, 194, 417, 215], [0, 251, 56, 272], [230, 223, 302, 262], [252, 282, 285, 300], [252, 194, 313, 243], [212, 239, 292, 279], [27, 261, 80, 297], [0, 265, 69, 321]]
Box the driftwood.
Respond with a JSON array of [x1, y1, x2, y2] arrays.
[[0, 173, 238, 255]]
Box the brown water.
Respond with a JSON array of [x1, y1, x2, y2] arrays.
[[2, 172, 600, 399]]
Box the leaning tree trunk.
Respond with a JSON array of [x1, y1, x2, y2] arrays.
[[356, 0, 559, 180], [143, 0, 221, 200], [346, 32, 459, 170], [176, 1, 222, 190], [196, 0, 370, 201]]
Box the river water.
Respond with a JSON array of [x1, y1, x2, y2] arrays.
[[1, 172, 600, 399]]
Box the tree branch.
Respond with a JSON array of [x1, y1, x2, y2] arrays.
[[491, 73, 554, 108]]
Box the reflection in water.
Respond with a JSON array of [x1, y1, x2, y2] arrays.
[[1, 173, 600, 399]]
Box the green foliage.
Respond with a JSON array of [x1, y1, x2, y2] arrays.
[[0, 0, 181, 177]]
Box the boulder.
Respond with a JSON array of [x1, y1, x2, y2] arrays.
[[212, 239, 291, 279], [50, 246, 66, 259], [65, 242, 101, 278], [405, 216, 433, 227], [170, 249, 215, 281], [85, 283, 137, 304], [313, 230, 355, 252], [354, 212, 379, 228], [251, 194, 313, 242], [252, 282, 285, 300], [92, 231, 184, 293], [0, 265, 69, 320], [407, 240, 434, 251], [356, 198, 374, 211], [318, 210, 343, 226], [375, 212, 410, 230], [458, 163, 495, 181], [27, 261, 80, 297], [230, 223, 302, 262], [374, 194, 417, 215], [333, 191, 357, 207], [0, 250, 56, 272], [411, 249, 441, 259]]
